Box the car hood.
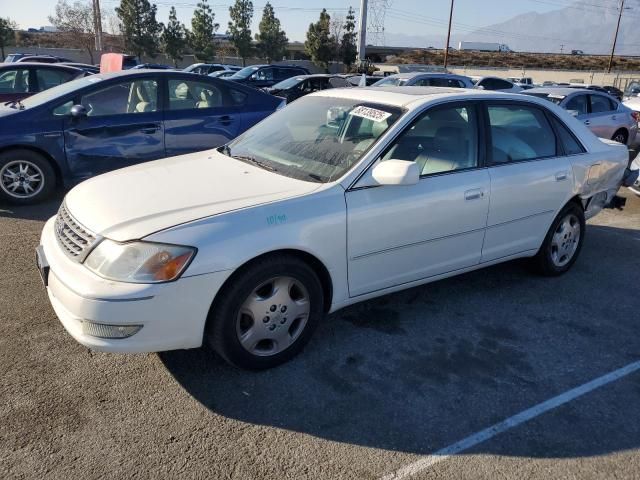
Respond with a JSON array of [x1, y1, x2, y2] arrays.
[[65, 150, 321, 241]]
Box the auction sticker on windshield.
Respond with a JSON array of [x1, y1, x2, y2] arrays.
[[350, 105, 392, 122]]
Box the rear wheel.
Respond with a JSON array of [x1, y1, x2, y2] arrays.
[[612, 129, 628, 145], [531, 202, 585, 276], [206, 254, 324, 369], [0, 150, 56, 204]]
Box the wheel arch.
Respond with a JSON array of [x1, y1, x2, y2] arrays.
[[209, 248, 334, 316], [0, 145, 64, 187]]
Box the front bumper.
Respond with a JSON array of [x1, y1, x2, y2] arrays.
[[40, 217, 231, 353]]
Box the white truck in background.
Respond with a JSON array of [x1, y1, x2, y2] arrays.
[[458, 41, 512, 52]]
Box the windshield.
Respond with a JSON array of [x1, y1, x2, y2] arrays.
[[223, 96, 403, 183], [525, 92, 564, 105], [373, 77, 407, 87], [271, 76, 305, 90], [229, 66, 260, 80], [19, 75, 103, 109]]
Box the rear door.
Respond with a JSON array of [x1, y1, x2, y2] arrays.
[[482, 101, 573, 262], [586, 94, 618, 139], [63, 76, 164, 177], [164, 76, 242, 156]]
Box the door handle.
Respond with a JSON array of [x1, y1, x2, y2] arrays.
[[218, 115, 232, 125], [464, 188, 483, 200], [584, 120, 591, 125], [140, 124, 160, 134], [611, 115, 617, 120], [555, 171, 568, 181]]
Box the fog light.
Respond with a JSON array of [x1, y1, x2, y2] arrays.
[[81, 321, 142, 339]]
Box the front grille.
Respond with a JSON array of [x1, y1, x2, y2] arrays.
[[55, 203, 97, 261]]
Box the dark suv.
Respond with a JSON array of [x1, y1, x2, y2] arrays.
[[228, 65, 310, 89]]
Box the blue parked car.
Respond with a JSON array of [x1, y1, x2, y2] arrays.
[[0, 70, 284, 204]]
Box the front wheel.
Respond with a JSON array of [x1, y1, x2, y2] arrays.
[[206, 255, 325, 369], [0, 149, 56, 204], [531, 202, 585, 276]]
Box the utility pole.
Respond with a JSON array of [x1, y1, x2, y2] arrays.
[[560, 44, 564, 54], [443, 0, 454, 69], [607, 0, 625, 73], [93, 0, 103, 53], [357, 0, 368, 63]]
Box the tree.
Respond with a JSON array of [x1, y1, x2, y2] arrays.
[[48, 1, 97, 64], [0, 17, 17, 61], [305, 9, 333, 72], [340, 6, 357, 69], [190, 0, 219, 62], [161, 7, 187, 67], [255, 3, 288, 63], [115, 0, 162, 60], [228, 0, 253, 66]]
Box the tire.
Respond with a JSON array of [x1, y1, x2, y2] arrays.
[[612, 129, 628, 145], [0, 149, 56, 205], [531, 202, 585, 276], [205, 254, 325, 370]]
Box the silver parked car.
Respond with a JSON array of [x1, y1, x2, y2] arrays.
[[372, 72, 475, 88], [525, 87, 639, 146]]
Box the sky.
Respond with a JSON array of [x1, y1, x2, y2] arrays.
[[0, 0, 568, 43]]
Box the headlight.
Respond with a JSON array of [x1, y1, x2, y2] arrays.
[[84, 240, 196, 283]]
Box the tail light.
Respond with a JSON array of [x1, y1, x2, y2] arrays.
[[631, 111, 640, 123]]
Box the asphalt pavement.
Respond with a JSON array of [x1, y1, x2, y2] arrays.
[[1, 185, 639, 480]]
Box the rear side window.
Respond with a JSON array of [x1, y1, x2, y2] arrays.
[[36, 68, 75, 91], [487, 104, 557, 163], [590, 95, 615, 113], [550, 116, 586, 155]]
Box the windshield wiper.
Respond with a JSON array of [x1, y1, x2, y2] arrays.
[[3, 99, 25, 110], [233, 154, 277, 172]]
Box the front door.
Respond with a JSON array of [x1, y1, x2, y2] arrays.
[[481, 102, 573, 261], [164, 77, 242, 157], [63, 77, 164, 178], [346, 102, 490, 297]]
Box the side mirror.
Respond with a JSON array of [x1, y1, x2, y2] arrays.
[[475, 85, 485, 90], [70, 104, 87, 118], [372, 160, 419, 186]]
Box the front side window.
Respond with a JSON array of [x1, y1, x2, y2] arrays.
[[565, 95, 588, 115], [255, 68, 274, 81], [590, 94, 615, 113], [224, 97, 403, 183], [168, 79, 225, 110], [80, 79, 158, 116], [382, 104, 478, 175], [488, 104, 556, 163], [0, 68, 31, 93], [373, 77, 406, 87]]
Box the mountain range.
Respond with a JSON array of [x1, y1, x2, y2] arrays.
[[385, 0, 639, 55]]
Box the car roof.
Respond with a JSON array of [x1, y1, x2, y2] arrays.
[[387, 72, 466, 79], [311, 86, 544, 109], [526, 87, 593, 96], [0, 62, 83, 71]]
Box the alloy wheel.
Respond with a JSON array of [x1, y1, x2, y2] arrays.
[[0, 160, 45, 199], [550, 213, 581, 267]]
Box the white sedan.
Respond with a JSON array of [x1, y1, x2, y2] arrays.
[[37, 87, 628, 369]]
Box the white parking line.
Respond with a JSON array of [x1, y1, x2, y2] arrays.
[[381, 360, 640, 480]]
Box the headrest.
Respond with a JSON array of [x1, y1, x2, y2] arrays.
[[175, 83, 189, 99]]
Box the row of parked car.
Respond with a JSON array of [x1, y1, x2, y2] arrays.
[[1, 55, 639, 205]]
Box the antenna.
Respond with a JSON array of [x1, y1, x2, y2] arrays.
[[367, 0, 392, 46]]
